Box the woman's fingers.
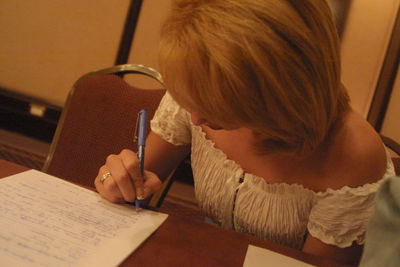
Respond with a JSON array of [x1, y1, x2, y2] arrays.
[[94, 165, 124, 203], [120, 149, 163, 199], [120, 149, 145, 200], [95, 149, 164, 204], [105, 152, 137, 202]]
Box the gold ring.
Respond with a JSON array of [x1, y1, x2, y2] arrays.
[[100, 172, 112, 184]]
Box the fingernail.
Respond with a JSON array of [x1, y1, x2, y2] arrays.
[[136, 188, 144, 200]]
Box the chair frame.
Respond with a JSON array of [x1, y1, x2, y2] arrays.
[[380, 134, 400, 156]]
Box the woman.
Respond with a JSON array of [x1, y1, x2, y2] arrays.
[[95, 0, 395, 264]]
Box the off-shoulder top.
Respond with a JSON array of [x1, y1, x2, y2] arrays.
[[150, 93, 396, 249]]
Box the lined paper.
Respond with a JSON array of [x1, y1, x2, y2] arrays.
[[0, 170, 168, 267]]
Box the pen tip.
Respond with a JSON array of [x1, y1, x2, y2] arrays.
[[135, 199, 141, 212]]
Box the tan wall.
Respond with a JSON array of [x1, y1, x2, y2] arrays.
[[126, 0, 171, 89], [0, 0, 130, 107], [341, 0, 399, 117], [128, 0, 170, 71]]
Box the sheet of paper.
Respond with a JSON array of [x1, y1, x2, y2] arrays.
[[0, 169, 168, 267], [243, 245, 315, 267]]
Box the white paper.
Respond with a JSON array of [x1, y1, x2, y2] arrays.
[[243, 245, 315, 267], [0, 170, 168, 267]]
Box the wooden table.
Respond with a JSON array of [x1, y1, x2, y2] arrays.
[[0, 159, 348, 266]]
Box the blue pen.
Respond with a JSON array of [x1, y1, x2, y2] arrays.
[[135, 109, 147, 211]]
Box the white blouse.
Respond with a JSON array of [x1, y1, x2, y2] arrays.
[[151, 93, 396, 249]]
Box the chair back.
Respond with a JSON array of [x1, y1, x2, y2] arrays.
[[43, 64, 165, 189]]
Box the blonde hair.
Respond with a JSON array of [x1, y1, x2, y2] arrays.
[[159, 0, 350, 155]]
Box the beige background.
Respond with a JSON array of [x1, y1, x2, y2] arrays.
[[0, 0, 130, 106], [125, 0, 171, 89], [340, 0, 400, 117], [0, 0, 399, 142]]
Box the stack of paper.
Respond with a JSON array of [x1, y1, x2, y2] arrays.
[[0, 170, 168, 266]]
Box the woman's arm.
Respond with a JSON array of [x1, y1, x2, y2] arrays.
[[302, 234, 363, 266], [144, 131, 191, 182]]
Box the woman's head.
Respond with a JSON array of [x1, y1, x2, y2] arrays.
[[159, 0, 350, 155]]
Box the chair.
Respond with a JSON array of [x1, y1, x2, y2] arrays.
[[380, 134, 400, 175], [42, 64, 173, 207]]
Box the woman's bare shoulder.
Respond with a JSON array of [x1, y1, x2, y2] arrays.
[[324, 111, 387, 189]]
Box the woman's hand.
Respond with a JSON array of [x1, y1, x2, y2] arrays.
[[94, 149, 162, 203]]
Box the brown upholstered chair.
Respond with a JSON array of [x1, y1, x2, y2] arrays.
[[42, 64, 172, 207]]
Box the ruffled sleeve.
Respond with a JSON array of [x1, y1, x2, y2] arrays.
[[150, 92, 192, 145], [307, 150, 396, 248], [307, 185, 381, 248]]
